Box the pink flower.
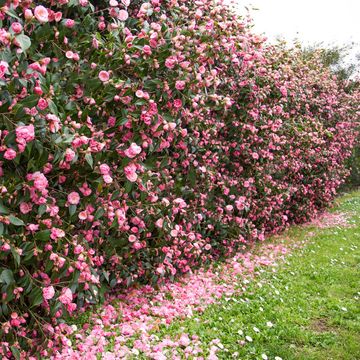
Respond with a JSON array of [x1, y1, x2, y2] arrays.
[[24, 9, 33, 20], [99, 164, 111, 175], [155, 218, 164, 228], [78, 211, 88, 220], [124, 163, 138, 182], [11, 22, 23, 34], [280, 86, 287, 97], [0, 61, 9, 79], [142, 45, 152, 55], [65, 19, 75, 28], [135, 90, 144, 98], [32, 172, 48, 191], [99, 70, 110, 82], [65, 148, 75, 162], [46, 114, 61, 133], [43, 286, 55, 300], [4, 148, 17, 160], [124, 143, 142, 158], [65, 51, 74, 59], [175, 80, 186, 90], [50, 227, 65, 240], [16, 125, 35, 143], [37, 98, 48, 110], [173, 99, 182, 109], [58, 288, 72, 305], [68, 191, 80, 205], [165, 57, 177, 69], [103, 174, 113, 184], [128, 235, 137, 243], [118, 10, 129, 21], [19, 202, 32, 214], [34, 5, 49, 23]]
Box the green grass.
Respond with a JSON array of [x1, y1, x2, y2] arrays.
[[149, 191, 360, 359]]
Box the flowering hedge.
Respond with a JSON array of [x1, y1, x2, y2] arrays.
[[0, 0, 358, 356]]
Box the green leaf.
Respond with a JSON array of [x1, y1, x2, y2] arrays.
[[9, 215, 25, 226], [85, 153, 93, 168], [0, 202, 9, 215], [69, 204, 77, 216], [38, 204, 47, 216], [5, 8, 21, 20], [188, 167, 196, 187], [124, 181, 133, 193], [0, 223, 4, 236], [94, 207, 105, 220], [15, 34, 31, 51], [29, 287, 43, 308], [35, 230, 50, 241], [0, 269, 14, 285], [10, 246, 21, 267], [10, 346, 20, 360]]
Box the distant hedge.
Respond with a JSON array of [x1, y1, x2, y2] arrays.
[[0, 0, 358, 356]]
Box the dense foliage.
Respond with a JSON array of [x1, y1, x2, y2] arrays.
[[0, 0, 358, 356]]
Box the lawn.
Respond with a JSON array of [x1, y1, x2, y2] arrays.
[[145, 191, 360, 359]]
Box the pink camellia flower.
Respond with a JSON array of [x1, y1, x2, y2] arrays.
[[58, 288, 72, 305], [67, 191, 80, 205], [34, 5, 49, 23], [46, 114, 61, 133], [99, 163, 111, 175], [280, 86, 287, 97], [135, 90, 144, 98], [173, 99, 182, 109], [165, 56, 177, 69], [4, 148, 17, 160], [19, 202, 32, 214], [65, 148, 75, 162], [99, 70, 110, 82], [24, 9, 33, 20], [50, 227, 65, 240], [124, 143, 142, 158], [43, 286, 55, 300], [124, 163, 137, 182], [0, 61, 9, 79], [65, 51, 74, 59], [128, 235, 137, 243], [118, 10, 129, 21], [65, 19, 75, 28], [37, 98, 48, 110], [16, 125, 35, 143], [103, 174, 113, 184], [78, 211, 88, 220], [155, 218, 164, 228], [175, 80, 186, 91], [32, 172, 48, 191], [142, 45, 152, 55], [11, 22, 23, 34], [54, 12, 62, 22]]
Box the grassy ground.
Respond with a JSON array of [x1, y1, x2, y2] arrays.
[[150, 191, 360, 359]]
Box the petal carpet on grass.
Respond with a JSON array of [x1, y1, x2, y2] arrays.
[[48, 191, 360, 360]]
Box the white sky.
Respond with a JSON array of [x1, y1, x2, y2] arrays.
[[227, 0, 360, 69]]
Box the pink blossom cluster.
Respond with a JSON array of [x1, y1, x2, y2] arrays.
[[0, 0, 358, 356]]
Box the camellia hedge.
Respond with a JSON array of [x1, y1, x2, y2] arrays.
[[0, 0, 359, 356]]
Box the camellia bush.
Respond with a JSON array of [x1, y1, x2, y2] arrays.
[[0, 0, 359, 356]]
